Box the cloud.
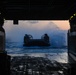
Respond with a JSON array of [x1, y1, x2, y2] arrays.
[[27, 20, 39, 24]]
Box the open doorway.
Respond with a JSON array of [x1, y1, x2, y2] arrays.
[[3, 20, 71, 75], [3, 20, 70, 63]]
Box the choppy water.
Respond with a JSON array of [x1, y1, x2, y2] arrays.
[[6, 42, 68, 63]]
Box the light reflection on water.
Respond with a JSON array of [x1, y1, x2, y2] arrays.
[[9, 53, 68, 63], [6, 48, 68, 63]]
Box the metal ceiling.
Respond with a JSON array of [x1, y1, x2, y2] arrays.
[[0, 0, 76, 20]]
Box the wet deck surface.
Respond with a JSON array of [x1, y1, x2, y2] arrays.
[[11, 55, 70, 75]]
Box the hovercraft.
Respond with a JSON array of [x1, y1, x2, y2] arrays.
[[23, 34, 50, 46]]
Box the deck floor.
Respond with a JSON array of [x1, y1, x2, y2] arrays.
[[11, 55, 70, 75]]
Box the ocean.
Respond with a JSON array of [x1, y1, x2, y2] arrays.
[[6, 42, 68, 63]]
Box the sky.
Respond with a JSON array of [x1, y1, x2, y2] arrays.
[[52, 20, 70, 30], [3, 20, 70, 39], [4, 20, 70, 30]]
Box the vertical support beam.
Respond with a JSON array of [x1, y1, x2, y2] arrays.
[[68, 30, 76, 75], [0, 14, 11, 75], [68, 14, 76, 75]]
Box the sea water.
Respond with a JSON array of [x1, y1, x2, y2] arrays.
[[6, 42, 68, 63]]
